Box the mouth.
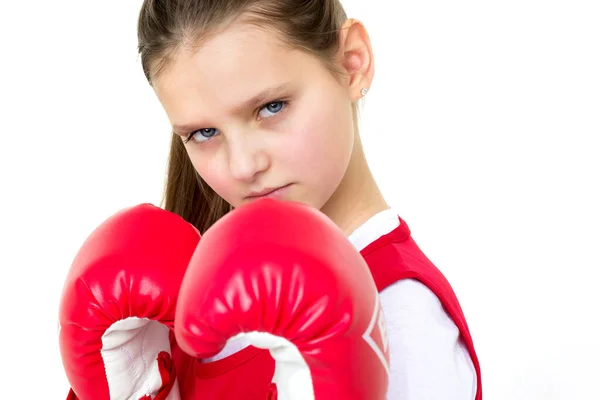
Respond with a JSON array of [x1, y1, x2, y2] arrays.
[[245, 184, 292, 200]]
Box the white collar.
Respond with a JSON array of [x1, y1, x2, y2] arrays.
[[347, 208, 400, 252]]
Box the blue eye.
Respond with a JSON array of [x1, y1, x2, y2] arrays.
[[267, 102, 283, 113], [183, 100, 288, 145], [185, 128, 218, 144], [258, 101, 287, 119]]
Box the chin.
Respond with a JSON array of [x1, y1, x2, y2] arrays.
[[292, 193, 329, 212]]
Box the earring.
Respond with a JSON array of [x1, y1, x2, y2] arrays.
[[361, 88, 368, 96]]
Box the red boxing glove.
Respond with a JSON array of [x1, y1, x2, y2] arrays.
[[175, 199, 390, 399], [59, 204, 200, 400]]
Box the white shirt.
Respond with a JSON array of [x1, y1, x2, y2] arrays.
[[349, 209, 477, 400], [206, 209, 478, 399]]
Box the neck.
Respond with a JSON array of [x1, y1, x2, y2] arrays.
[[321, 134, 389, 236]]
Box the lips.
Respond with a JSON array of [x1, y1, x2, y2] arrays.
[[246, 184, 292, 199]]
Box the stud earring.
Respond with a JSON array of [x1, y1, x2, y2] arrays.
[[361, 88, 368, 96]]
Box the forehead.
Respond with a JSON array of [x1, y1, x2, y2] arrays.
[[153, 23, 316, 119]]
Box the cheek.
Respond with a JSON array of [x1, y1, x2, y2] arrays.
[[188, 150, 235, 201], [280, 97, 354, 190]]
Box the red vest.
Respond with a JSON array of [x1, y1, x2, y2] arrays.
[[67, 217, 482, 399], [360, 217, 482, 400]]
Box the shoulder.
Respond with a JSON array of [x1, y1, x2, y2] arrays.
[[379, 279, 456, 342], [380, 278, 442, 314], [380, 279, 478, 400]]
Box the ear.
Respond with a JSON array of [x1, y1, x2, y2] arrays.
[[337, 18, 375, 100]]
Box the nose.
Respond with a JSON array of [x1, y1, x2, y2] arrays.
[[227, 134, 270, 183]]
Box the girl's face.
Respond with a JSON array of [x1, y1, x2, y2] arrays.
[[153, 22, 358, 211]]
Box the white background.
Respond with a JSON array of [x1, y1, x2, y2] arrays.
[[0, 1, 598, 398]]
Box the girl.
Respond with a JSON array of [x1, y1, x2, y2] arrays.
[[137, 0, 482, 398]]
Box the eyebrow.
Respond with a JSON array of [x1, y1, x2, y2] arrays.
[[172, 82, 291, 134]]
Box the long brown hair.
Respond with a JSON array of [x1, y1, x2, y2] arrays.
[[137, 0, 356, 233]]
